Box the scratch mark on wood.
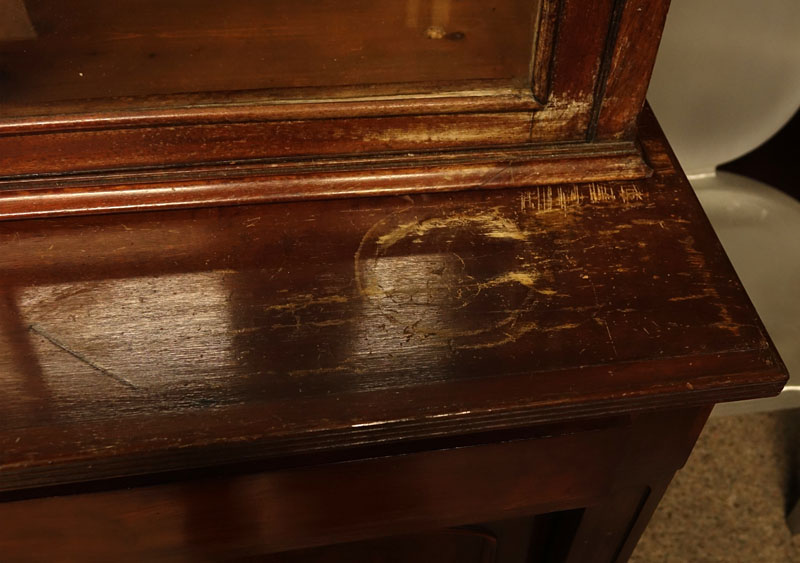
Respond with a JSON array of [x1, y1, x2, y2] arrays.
[[668, 294, 707, 302], [288, 364, 365, 378], [482, 271, 537, 290], [598, 318, 618, 357], [263, 294, 349, 313], [519, 183, 649, 216], [520, 186, 583, 213], [354, 205, 415, 298], [678, 236, 741, 335], [268, 318, 352, 331], [588, 183, 616, 203], [619, 184, 644, 203], [28, 324, 139, 390], [374, 212, 527, 250], [458, 321, 582, 350], [588, 279, 600, 307]]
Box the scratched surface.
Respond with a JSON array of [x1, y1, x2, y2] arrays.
[[0, 121, 785, 490]]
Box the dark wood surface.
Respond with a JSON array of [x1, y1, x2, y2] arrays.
[[254, 528, 499, 563], [0, 405, 711, 561], [0, 0, 671, 216], [0, 109, 785, 496], [0, 422, 628, 559], [0, 139, 650, 221], [2, 0, 537, 109], [0, 4, 785, 559], [593, 0, 671, 140]]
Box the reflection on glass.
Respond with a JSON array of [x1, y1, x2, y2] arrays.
[[0, 0, 539, 116]]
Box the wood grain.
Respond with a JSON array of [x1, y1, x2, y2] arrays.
[[0, 140, 650, 221], [0, 0, 673, 216], [1, 0, 537, 108], [0, 109, 785, 494], [593, 0, 673, 140], [0, 4, 786, 560], [0, 427, 627, 560]]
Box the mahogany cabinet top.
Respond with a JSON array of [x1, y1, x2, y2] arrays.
[[0, 0, 671, 218], [0, 111, 786, 495]]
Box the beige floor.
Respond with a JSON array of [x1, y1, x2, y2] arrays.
[[630, 409, 800, 563]]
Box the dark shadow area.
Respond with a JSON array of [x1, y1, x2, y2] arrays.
[[721, 109, 800, 202]]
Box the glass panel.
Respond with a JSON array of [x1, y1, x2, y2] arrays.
[[0, 0, 540, 117]]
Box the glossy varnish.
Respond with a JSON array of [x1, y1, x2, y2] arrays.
[[0, 111, 785, 495], [1, 0, 537, 109], [0, 0, 671, 216]]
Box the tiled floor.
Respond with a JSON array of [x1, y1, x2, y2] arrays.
[[631, 409, 800, 563]]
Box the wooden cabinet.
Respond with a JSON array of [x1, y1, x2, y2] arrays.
[[0, 0, 666, 218], [256, 528, 502, 563], [0, 111, 787, 560], [3, 0, 540, 101], [0, 2, 787, 562]]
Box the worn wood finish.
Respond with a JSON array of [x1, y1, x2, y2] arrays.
[[592, 0, 672, 140], [0, 3, 784, 559], [0, 112, 788, 563], [0, 109, 785, 495], [0, 0, 671, 217], [0, 140, 650, 221], [531, 0, 562, 103], [0, 85, 541, 133], [532, 0, 614, 138], [0, 112, 538, 177]]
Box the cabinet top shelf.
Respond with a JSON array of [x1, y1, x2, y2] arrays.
[[0, 110, 786, 496]]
